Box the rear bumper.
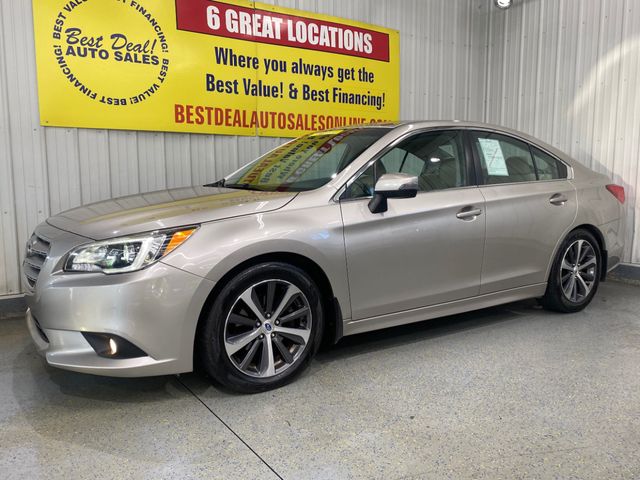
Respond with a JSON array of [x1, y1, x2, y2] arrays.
[[600, 218, 625, 274]]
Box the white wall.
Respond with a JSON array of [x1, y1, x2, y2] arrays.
[[1, 0, 639, 297], [480, 0, 640, 264]]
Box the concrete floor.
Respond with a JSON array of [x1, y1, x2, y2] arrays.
[[1, 281, 639, 479]]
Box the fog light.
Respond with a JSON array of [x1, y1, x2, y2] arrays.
[[108, 338, 118, 356], [82, 332, 147, 359]]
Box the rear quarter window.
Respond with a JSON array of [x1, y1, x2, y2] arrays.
[[531, 147, 568, 180]]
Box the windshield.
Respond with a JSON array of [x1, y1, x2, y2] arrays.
[[220, 128, 390, 192]]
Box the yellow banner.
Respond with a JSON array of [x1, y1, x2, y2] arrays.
[[32, 0, 400, 137]]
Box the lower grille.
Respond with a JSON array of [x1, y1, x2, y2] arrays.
[[33, 315, 49, 343], [23, 233, 51, 288]]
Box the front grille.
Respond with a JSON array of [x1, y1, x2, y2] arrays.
[[23, 233, 50, 288]]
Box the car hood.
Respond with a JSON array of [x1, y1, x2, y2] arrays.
[[46, 186, 297, 240]]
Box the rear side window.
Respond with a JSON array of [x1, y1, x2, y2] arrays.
[[531, 147, 568, 180], [471, 132, 537, 184]]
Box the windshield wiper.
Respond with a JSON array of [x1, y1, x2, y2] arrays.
[[203, 179, 265, 191], [203, 179, 225, 187], [222, 183, 265, 191]]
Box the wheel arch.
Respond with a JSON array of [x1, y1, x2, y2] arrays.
[[574, 224, 608, 280], [194, 252, 344, 362], [547, 224, 608, 284]]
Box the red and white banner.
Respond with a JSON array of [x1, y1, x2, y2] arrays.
[[175, 0, 391, 62]]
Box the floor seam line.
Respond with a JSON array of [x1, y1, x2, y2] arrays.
[[177, 376, 285, 480]]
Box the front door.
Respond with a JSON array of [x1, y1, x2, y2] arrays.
[[340, 130, 486, 321]]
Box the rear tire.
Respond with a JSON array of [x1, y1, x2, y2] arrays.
[[540, 229, 602, 313], [198, 262, 324, 393]]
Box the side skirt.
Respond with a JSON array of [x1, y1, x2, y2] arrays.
[[343, 283, 547, 336]]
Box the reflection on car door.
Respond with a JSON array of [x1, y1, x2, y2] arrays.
[[339, 130, 486, 321], [469, 131, 578, 294]]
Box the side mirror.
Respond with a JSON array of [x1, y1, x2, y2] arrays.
[[368, 173, 418, 214]]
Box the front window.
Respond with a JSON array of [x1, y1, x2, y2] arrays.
[[343, 130, 468, 199], [221, 128, 390, 192]]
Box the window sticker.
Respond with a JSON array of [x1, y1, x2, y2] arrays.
[[478, 138, 509, 176]]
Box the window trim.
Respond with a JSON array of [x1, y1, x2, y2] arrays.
[[467, 128, 573, 187], [335, 127, 476, 202]]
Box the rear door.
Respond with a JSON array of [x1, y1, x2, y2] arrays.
[[340, 130, 486, 320], [469, 130, 577, 294]]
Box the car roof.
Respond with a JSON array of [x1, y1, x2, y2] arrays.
[[355, 121, 577, 168], [362, 120, 544, 140]]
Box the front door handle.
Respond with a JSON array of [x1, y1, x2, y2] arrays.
[[456, 207, 483, 220], [549, 193, 568, 206]]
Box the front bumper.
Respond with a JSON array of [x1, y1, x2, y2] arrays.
[[24, 222, 214, 377], [26, 308, 182, 376]]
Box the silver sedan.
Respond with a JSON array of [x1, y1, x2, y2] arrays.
[[23, 122, 626, 392]]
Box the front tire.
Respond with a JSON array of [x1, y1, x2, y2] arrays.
[[198, 262, 324, 393], [540, 229, 601, 313]]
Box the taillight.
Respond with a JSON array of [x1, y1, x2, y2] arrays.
[[606, 184, 625, 204]]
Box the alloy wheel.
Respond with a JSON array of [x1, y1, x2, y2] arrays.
[[224, 279, 313, 378], [560, 239, 598, 303]]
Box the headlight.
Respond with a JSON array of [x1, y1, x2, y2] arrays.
[[64, 226, 198, 274]]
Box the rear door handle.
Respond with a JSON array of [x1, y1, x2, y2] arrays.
[[456, 207, 483, 220], [549, 193, 568, 206]]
